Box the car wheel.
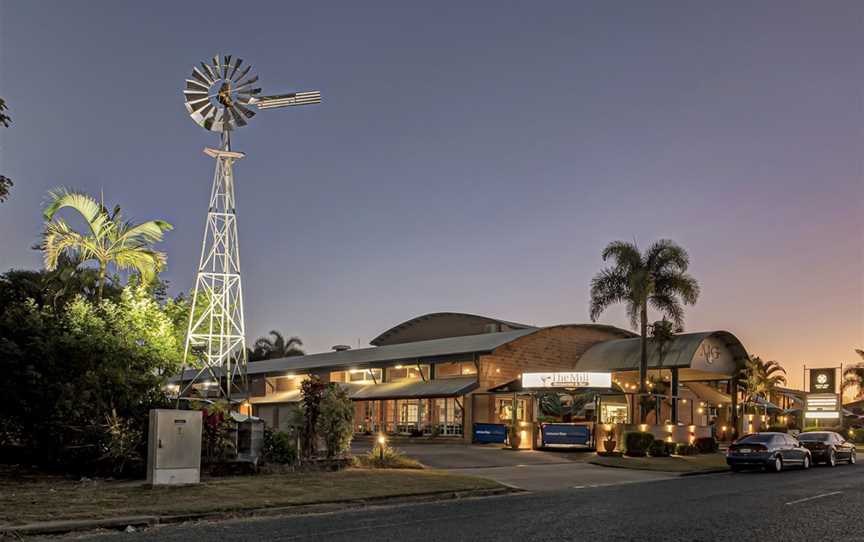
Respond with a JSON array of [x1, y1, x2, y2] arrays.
[[850, 450, 856, 465], [803, 455, 811, 470], [769, 456, 783, 473], [828, 451, 836, 467]]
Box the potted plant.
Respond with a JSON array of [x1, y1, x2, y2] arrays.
[[603, 430, 616, 453]]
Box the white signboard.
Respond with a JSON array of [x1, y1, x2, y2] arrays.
[[521, 372, 611, 389]]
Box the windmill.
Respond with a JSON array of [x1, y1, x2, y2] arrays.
[[178, 54, 320, 401]]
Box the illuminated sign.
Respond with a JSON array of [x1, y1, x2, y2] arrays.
[[809, 368, 836, 393], [805, 393, 840, 420], [521, 372, 611, 389]]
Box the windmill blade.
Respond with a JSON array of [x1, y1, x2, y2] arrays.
[[222, 55, 232, 79], [191, 67, 212, 86], [228, 57, 243, 81], [185, 78, 209, 92], [212, 55, 222, 78], [227, 104, 248, 128], [232, 64, 252, 84], [254, 91, 322, 109], [233, 101, 256, 120], [234, 74, 259, 92], [201, 61, 218, 82]]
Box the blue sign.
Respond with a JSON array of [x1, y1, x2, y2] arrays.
[[541, 423, 590, 446], [473, 423, 507, 444]]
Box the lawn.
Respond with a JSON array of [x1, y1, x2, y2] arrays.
[[589, 453, 728, 474], [0, 469, 502, 526]]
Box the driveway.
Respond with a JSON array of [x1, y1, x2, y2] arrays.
[[350, 441, 673, 491]]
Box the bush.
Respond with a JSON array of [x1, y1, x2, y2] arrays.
[[694, 437, 718, 454], [802, 426, 844, 433], [353, 444, 423, 469], [262, 428, 297, 465], [765, 425, 788, 433], [674, 443, 698, 456], [624, 431, 655, 457], [317, 384, 354, 459], [847, 428, 864, 444], [648, 439, 670, 457]]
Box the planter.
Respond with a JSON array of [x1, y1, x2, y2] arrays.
[[603, 440, 617, 453]]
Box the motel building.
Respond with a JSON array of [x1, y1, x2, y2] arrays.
[[175, 312, 756, 450]]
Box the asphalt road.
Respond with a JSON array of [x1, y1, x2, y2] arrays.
[[80, 462, 864, 542]]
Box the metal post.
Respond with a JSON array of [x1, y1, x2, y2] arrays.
[[671, 368, 679, 424]]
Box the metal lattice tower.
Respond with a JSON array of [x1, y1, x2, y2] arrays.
[[178, 54, 320, 400]]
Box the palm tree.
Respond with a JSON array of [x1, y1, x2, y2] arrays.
[[41, 188, 173, 302], [589, 239, 699, 420], [842, 349, 864, 400], [251, 330, 304, 361], [738, 356, 787, 408]]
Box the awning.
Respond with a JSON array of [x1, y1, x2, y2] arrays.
[[486, 378, 617, 395], [749, 396, 782, 411], [350, 376, 478, 401], [683, 382, 731, 406]]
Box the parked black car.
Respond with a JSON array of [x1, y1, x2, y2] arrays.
[[726, 432, 811, 472], [797, 431, 856, 466]]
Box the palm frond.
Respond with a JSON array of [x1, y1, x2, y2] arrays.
[[589, 268, 629, 322], [646, 239, 690, 273], [44, 188, 112, 239], [112, 248, 165, 283], [41, 220, 101, 270]]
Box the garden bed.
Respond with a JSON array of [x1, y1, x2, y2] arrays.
[[589, 452, 728, 474]]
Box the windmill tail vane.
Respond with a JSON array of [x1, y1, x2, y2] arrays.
[[178, 54, 320, 401]]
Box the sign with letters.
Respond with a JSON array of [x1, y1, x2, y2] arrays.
[[541, 423, 591, 446], [809, 368, 837, 394], [521, 372, 611, 389], [472, 423, 507, 444]]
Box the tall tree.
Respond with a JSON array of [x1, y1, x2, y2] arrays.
[[738, 356, 787, 407], [41, 188, 173, 302], [0, 97, 12, 203], [842, 349, 864, 400], [251, 330, 304, 361], [589, 239, 699, 421]]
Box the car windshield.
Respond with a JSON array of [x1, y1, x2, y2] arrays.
[[737, 434, 774, 444], [798, 433, 830, 442]]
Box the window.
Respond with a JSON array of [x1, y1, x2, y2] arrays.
[[435, 362, 477, 378], [495, 398, 526, 422], [387, 365, 429, 381], [347, 368, 382, 383]]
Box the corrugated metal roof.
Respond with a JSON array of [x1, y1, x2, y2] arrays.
[[350, 376, 478, 400], [575, 331, 748, 372], [370, 312, 536, 346], [172, 328, 535, 382]]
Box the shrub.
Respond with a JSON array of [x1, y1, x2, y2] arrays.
[[648, 439, 670, 457], [300, 377, 326, 459], [674, 443, 698, 456], [694, 437, 718, 454], [317, 384, 354, 459], [802, 426, 844, 433], [624, 431, 655, 457], [353, 444, 423, 469], [765, 425, 788, 433], [847, 428, 864, 444], [262, 428, 297, 465]]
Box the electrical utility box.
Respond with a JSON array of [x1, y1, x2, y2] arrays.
[[146, 409, 202, 486]]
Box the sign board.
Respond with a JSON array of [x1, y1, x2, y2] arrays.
[[541, 423, 590, 446], [809, 368, 837, 394], [521, 372, 611, 389], [805, 393, 840, 420], [472, 423, 507, 444]]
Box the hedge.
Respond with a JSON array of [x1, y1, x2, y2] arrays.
[[624, 431, 655, 457]]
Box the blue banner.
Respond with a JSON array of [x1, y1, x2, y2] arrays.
[[473, 423, 507, 444], [541, 423, 590, 446]]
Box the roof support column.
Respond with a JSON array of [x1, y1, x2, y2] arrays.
[[671, 368, 679, 424], [730, 375, 739, 440]]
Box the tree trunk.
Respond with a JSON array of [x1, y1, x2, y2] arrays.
[[639, 304, 648, 423], [96, 261, 107, 303]]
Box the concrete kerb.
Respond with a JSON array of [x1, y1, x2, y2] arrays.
[[0, 486, 517, 537]]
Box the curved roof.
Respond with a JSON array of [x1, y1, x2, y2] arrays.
[[575, 331, 749, 372], [370, 312, 535, 346]]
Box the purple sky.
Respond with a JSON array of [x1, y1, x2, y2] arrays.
[[1, 1, 862, 389]]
